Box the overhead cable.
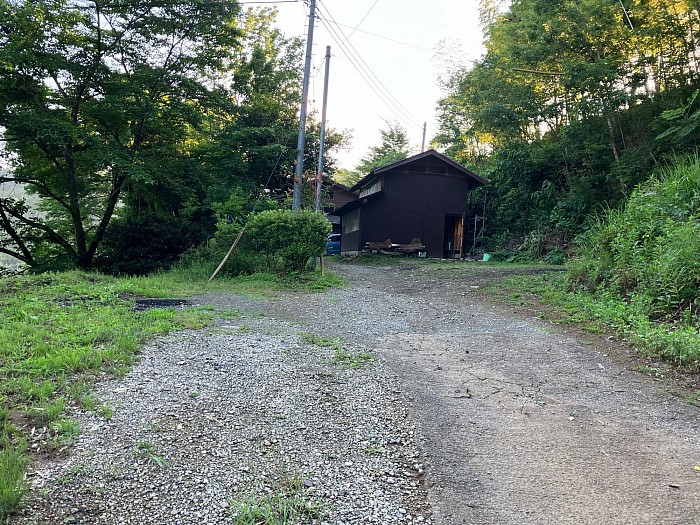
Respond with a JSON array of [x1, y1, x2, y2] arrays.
[[316, 16, 432, 52], [316, 1, 422, 129], [317, 0, 422, 126]]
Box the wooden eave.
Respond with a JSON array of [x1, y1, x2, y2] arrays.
[[332, 189, 385, 217]]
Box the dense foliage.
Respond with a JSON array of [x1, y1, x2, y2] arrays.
[[94, 211, 216, 276], [436, 0, 700, 250], [0, 0, 242, 269], [245, 209, 331, 272], [0, 3, 346, 272], [353, 121, 411, 178], [572, 157, 700, 322]]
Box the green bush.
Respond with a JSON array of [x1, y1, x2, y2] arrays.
[[574, 156, 700, 317], [246, 210, 331, 272], [95, 211, 216, 276], [543, 248, 567, 265], [186, 220, 267, 278], [570, 156, 700, 364]]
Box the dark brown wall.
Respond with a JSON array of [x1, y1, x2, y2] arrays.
[[328, 187, 357, 211], [357, 164, 471, 257]]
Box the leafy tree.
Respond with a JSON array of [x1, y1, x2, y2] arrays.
[[197, 9, 349, 205], [0, 0, 241, 269], [331, 168, 362, 188], [435, 0, 700, 250], [94, 211, 215, 276], [197, 7, 304, 204], [354, 121, 411, 175]]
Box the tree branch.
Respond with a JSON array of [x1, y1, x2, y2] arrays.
[[0, 202, 36, 265], [86, 168, 125, 261], [0, 176, 72, 211], [1, 203, 77, 257]]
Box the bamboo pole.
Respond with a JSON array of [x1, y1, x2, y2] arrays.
[[208, 227, 246, 282]]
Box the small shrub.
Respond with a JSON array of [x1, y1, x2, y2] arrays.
[[198, 221, 267, 277], [246, 209, 330, 272], [543, 248, 567, 265], [0, 443, 29, 521]]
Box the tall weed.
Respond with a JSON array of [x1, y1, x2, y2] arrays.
[[0, 443, 28, 522], [571, 156, 700, 364]]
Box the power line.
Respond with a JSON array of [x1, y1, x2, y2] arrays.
[[316, 1, 422, 128], [318, 0, 421, 125], [318, 15, 420, 130], [316, 16, 432, 52], [317, 13, 416, 129], [347, 0, 378, 39]]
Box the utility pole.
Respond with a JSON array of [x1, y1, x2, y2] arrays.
[[421, 122, 427, 152], [315, 46, 331, 212], [292, 0, 316, 212]]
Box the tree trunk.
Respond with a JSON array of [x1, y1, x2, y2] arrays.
[[0, 202, 36, 266], [605, 115, 620, 163], [64, 147, 89, 264], [84, 168, 127, 268]]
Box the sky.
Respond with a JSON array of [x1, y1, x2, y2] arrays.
[[264, 0, 485, 170]]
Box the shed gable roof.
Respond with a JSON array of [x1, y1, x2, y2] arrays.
[[349, 149, 488, 192]]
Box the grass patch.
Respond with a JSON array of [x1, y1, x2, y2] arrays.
[[332, 348, 374, 369], [362, 444, 386, 456], [47, 419, 81, 451], [562, 156, 700, 366], [134, 442, 170, 469], [0, 443, 29, 523], [209, 271, 346, 298], [231, 492, 325, 524], [299, 333, 373, 369], [0, 266, 345, 518], [336, 253, 406, 266], [299, 333, 341, 347], [230, 472, 326, 525], [494, 271, 700, 368]]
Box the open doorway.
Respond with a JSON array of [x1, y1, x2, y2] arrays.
[[443, 215, 464, 258]]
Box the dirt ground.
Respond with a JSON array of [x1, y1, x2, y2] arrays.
[[263, 260, 700, 525]]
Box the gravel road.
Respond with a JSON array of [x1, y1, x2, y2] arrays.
[[12, 261, 700, 524]]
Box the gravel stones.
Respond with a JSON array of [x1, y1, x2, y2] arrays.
[[13, 312, 432, 524]]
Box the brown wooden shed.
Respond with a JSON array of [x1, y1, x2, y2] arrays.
[[324, 180, 358, 234], [334, 149, 487, 258]]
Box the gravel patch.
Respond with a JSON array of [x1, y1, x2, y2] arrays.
[[12, 311, 432, 524]]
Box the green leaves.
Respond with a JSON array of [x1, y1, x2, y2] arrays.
[[245, 209, 331, 272], [574, 155, 700, 326], [354, 121, 411, 175], [657, 90, 700, 145], [0, 0, 242, 269]]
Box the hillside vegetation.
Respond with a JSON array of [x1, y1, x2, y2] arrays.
[[571, 157, 700, 365], [436, 0, 700, 253]]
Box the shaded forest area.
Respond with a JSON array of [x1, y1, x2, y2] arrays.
[[2, 0, 700, 271], [0, 1, 345, 274], [436, 0, 700, 256]]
